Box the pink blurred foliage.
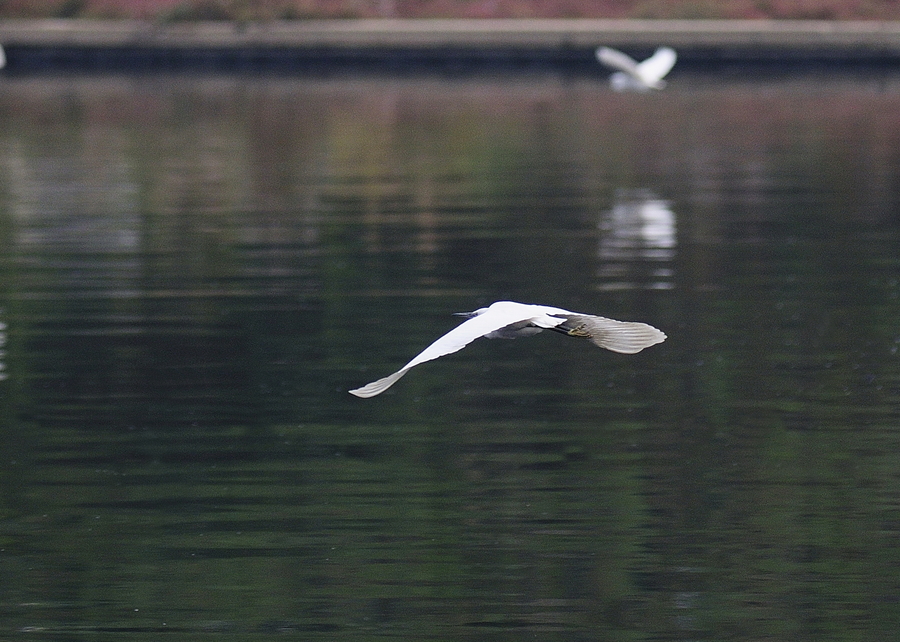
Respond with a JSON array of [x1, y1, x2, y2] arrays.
[[3, 0, 900, 19]]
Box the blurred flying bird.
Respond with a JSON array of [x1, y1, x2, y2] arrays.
[[596, 46, 677, 91], [349, 301, 666, 398]]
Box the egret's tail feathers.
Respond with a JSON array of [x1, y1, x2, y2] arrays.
[[561, 315, 666, 354], [349, 368, 411, 398]]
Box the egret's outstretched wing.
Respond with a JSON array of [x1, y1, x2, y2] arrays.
[[596, 47, 640, 76], [349, 307, 546, 398], [557, 315, 666, 354], [636, 47, 676, 86]]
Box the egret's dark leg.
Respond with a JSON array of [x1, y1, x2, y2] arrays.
[[549, 321, 591, 338]]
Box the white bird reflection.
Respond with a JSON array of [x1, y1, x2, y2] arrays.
[[349, 300, 666, 398], [598, 189, 676, 291], [596, 46, 677, 92]]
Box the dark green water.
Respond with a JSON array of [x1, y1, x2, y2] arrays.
[[1, 71, 899, 640]]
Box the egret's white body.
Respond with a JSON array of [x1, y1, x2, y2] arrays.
[[596, 46, 677, 92], [349, 301, 666, 398]]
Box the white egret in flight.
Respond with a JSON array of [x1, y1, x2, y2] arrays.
[[349, 301, 666, 398], [596, 46, 677, 91]]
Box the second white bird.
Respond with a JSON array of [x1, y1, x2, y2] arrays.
[[596, 46, 677, 92]]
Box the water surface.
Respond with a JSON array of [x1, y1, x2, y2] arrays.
[[1, 70, 899, 640]]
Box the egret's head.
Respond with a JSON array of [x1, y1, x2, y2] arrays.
[[453, 307, 489, 318]]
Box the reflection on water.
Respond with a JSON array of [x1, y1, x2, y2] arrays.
[[0, 71, 899, 640], [598, 188, 676, 290]]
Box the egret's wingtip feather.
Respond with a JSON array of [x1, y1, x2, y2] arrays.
[[593, 321, 666, 354], [565, 315, 666, 354], [349, 368, 410, 398]]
